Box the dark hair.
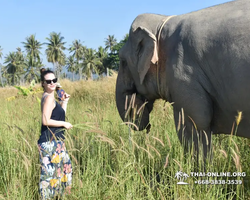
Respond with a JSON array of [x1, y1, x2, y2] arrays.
[[40, 68, 55, 88]]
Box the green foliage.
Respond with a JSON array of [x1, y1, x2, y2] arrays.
[[0, 33, 130, 85], [4, 49, 26, 85], [45, 32, 66, 77], [14, 80, 42, 97], [22, 35, 44, 83], [14, 85, 31, 96], [82, 48, 101, 79], [69, 40, 85, 80], [22, 34, 43, 63], [105, 35, 117, 52], [104, 34, 128, 71], [66, 55, 77, 81], [0, 46, 3, 60], [112, 33, 128, 53], [96, 46, 108, 75], [69, 40, 85, 61]]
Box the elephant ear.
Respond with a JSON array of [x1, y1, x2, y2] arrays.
[[133, 26, 158, 84]]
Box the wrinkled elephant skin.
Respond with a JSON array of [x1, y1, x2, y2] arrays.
[[115, 0, 250, 159]]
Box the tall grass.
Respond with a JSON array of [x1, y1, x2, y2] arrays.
[[0, 76, 249, 199]]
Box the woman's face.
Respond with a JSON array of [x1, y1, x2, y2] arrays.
[[42, 73, 57, 93]]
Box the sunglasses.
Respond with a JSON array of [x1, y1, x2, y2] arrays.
[[44, 78, 57, 84]]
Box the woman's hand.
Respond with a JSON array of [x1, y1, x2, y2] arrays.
[[61, 93, 70, 112], [64, 122, 73, 130], [63, 93, 70, 102]]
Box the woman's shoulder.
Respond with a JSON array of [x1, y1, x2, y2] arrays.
[[42, 94, 55, 104], [41, 94, 56, 111]]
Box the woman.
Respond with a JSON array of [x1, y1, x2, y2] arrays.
[[38, 69, 73, 199]]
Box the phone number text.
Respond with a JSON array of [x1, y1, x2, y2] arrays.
[[195, 180, 242, 185]]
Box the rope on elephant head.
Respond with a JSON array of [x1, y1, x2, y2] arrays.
[[157, 16, 176, 48], [156, 15, 176, 99]]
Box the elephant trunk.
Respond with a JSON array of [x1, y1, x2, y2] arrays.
[[116, 71, 153, 131]]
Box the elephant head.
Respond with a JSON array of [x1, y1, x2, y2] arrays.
[[115, 64, 155, 131], [116, 14, 170, 131]]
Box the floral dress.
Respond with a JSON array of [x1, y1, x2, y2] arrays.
[[38, 140, 72, 199]]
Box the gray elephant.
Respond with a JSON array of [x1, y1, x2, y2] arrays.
[[115, 0, 250, 159]]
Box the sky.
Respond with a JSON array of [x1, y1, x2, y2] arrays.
[[0, 0, 231, 68]]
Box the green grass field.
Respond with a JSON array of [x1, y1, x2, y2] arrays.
[[0, 76, 250, 200]]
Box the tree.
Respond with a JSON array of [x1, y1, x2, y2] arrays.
[[22, 34, 43, 82], [24, 55, 44, 82], [105, 35, 117, 52], [105, 34, 128, 72], [22, 34, 43, 63], [104, 35, 117, 76], [114, 34, 128, 51], [4, 49, 26, 85], [69, 40, 85, 80], [0, 46, 3, 86], [45, 32, 66, 78], [82, 48, 101, 80], [66, 55, 77, 81], [96, 46, 108, 75], [0, 46, 3, 59]]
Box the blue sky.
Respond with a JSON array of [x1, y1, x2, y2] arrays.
[[0, 0, 230, 68]]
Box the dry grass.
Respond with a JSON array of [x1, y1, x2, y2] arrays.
[[0, 74, 250, 199]]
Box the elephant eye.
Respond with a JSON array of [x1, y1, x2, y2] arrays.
[[121, 59, 127, 67]]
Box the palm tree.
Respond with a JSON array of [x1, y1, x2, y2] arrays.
[[4, 49, 26, 85], [66, 55, 76, 81], [22, 34, 43, 62], [22, 35, 43, 83], [16, 47, 22, 55], [82, 48, 101, 80], [1, 66, 10, 85], [0, 46, 3, 86], [0, 46, 3, 59], [105, 35, 117, 52], [45, 32, 66, 78], [69, 40, 85, 80], [96, 46, 108, 75], [105, 35, 117, 76], [24, 55, 44, 82]]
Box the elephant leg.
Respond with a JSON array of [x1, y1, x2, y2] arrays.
[[173, 107, 212, 166]]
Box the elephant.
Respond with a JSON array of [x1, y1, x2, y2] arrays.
[[115, 0, 250, 160]]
